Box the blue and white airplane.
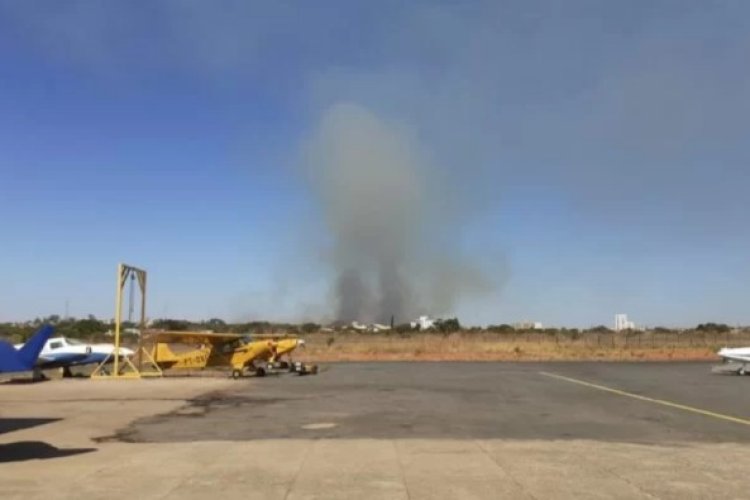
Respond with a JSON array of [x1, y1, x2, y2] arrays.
[[15, 336, 135, 377], [0, 325, 54, 375]]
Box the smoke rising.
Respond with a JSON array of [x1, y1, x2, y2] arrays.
[[305, 102, 491, 323]]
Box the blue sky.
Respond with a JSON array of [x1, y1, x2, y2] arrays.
[[0, 1, 748, 327]]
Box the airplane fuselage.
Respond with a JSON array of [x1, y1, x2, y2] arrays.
[[15, 337, 134, 369]]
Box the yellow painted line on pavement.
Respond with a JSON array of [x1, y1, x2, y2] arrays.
[[539, 371, 750, 427]]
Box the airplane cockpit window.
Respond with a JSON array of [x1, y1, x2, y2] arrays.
[[49, 341, 63, 349]]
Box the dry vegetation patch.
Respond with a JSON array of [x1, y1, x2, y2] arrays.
[[299, 331, 734, 362]]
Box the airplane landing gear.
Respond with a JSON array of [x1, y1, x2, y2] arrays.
[[62, 366, 73, 378], [231, 369, 243, 379], [292, 362, 319, 376], [32, 368, 48, 382]]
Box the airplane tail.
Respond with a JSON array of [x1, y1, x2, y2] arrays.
[[153, 343, 178, 363], [17, 325, 54, 367]]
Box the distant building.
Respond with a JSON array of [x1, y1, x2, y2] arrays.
[[410, 316, 436, 330], [350, 321, 368, 331], [614, 314, 636, 332], [105, 327, 141, 337], [513, 321, 544, 330], [350, 321, 392, 333]]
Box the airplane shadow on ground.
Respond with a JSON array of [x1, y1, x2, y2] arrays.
[[0, 376, 50, 385], [0, 417, 61, 435], [0, 418, 96, 462], [0, 441, 96, 463]]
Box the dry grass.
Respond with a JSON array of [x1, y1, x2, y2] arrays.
[[298, 332, 730, 362]]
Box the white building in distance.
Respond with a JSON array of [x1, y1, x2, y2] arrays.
[[513, 321, 544, 330], [614, 314, 636, 332], [411, 316, 436, 330]]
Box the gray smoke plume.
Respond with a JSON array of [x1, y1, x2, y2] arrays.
[[305, 102, 490, 323]]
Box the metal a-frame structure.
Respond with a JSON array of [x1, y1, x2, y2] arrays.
[[91, 263, 162, 379]]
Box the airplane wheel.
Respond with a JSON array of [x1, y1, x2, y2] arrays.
[[255, 367, 266, 377], [739, 368, 746, 376], [231, 369, 242, 379]]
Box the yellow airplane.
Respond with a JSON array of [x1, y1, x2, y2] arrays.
[[252, 334, 306, 369], [245, 334, 318, 374], [147, 331, 276, 378]]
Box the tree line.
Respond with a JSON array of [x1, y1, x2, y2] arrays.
[[0, 315, 743, 342]]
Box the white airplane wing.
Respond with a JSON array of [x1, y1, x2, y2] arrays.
[[721, 353, 750, 363]]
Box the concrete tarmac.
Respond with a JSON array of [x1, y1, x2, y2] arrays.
[[116, 362, 750, 443], [1, 362, 749, 499]]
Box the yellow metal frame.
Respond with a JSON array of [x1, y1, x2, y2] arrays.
[[91, 263, 162, 379]]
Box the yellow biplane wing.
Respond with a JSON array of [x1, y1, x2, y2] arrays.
[[250, 333, 298, 340], [145, 330, 244, 345]]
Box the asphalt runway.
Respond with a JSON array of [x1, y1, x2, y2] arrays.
[[117, 361, 750, 444], [5, 363, 750, 499]]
